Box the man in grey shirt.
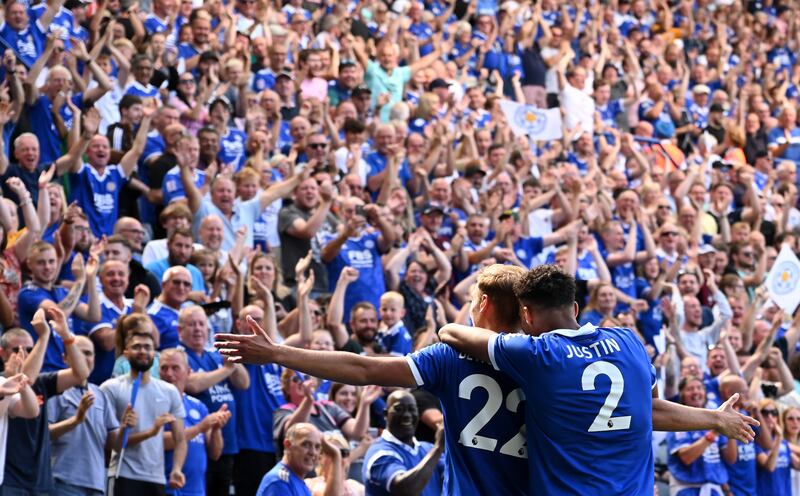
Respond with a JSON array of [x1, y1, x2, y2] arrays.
[[48, 336, 122, 495], [101, 331, 188, 496]]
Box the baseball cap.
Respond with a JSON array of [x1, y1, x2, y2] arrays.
[[498, 209, 519, 221], [464, 165, 487, 178], [709, 103, 725, 113], [199, 51, 220, 63], [692, 84, 711, 94], [276, 69, 295, 81], [352, 85, 372, 97], [421, 203, 445, 216], [698, 244, 716, 255], [428, 78, 451, 91]]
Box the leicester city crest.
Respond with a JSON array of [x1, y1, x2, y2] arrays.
[[771, 260, 800, 296], [513, 106, 547, 135]]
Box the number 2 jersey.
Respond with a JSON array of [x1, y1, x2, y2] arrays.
[[488, 324, 656, 495], [406, 343, 528, 495]]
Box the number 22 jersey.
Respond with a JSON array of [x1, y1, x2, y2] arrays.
[[406, 343, 528, 495], [488, 324, 656, 495]]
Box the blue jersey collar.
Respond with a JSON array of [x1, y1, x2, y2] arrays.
[[542, 323, 596, 338]]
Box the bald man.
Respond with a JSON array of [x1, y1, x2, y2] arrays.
[[256, 422, 342, 496]]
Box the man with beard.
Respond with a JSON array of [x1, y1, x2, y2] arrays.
[[146, 227, 206, 292], [148, 266, 193, 350], [101, 331, 187, 495], [362, 391, 444, 496], [178, 305, 249, 495], [197, 126, 221, 170], [18, 241, 101, 371], [256, 423, 342, 496], [87, 260, 150, 384]]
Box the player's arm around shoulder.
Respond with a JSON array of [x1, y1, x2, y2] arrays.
[[438, 324, 495, 363]]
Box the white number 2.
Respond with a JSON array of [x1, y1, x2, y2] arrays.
[[458, 374, 527, 458], [581, 361, 631, 432]]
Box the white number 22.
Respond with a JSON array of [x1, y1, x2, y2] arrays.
[[458, 374, 527, 458], [581, 360, 631, 432]]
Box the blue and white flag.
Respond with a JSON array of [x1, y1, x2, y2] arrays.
[[766, 245, 800, 313], [499, 100, 563, 140]]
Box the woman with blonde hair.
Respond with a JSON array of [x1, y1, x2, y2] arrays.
[[757, 398, 800, 495], [246, 251, 295, 319], [782, 406, 800, 494], [578, 282, 617, 325]]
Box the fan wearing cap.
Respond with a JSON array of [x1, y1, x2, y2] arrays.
[[688, 84, 711, 130], [638, 82, 678, 139]]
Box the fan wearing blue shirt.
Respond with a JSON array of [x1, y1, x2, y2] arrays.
[[215, 264, 532, 495], [160, 348, 229, 496], [256, 422, 342, 496], [87, 260, 136, 385], [231, 306, 286, 496], [178, 305, 250, 495], [320, 199, 395, 318], [756, 399, 799, 496], [377, 293, 413, 356], [768, 106, 800, 166], [67, 108, 153, 238], [18, 241, 101, 371], [437, 265, 760, 495], [363, 391, 444, 496], [147, 266, 194, 350], [0, 0, 52, 68]]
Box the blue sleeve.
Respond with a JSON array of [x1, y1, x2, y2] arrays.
[[389, 331, 413, 356], [488, 333, 540, 386], [667, 431, 692, 454], [526, 237, 545, 257], [258, 480, 294, 496], [768, 128, 782, 147], [407, 343, 452, 394], [366, 450, 408, 492]]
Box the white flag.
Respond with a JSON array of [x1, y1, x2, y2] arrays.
[[766, 245, 800, 314], [499, 101, 563, 140]]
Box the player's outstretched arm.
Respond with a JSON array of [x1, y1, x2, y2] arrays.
[[652, 394, 759, 443], [215, 316, 416, 388], [438, 324, 494, 363]]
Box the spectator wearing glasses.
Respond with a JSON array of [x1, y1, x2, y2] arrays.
[[147, 266, 194, 350], [114, 217, 148, 258], [725, 238, 767, 300], [756, 398, 800, 496], [169, 71, 211, 136]]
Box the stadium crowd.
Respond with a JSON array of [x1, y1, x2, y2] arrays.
[[0, 0, 798, 493]]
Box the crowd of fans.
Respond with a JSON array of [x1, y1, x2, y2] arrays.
[[0, 0, 798, 494]]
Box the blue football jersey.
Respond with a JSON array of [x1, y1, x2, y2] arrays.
[[322, 230, 385, 319], [756, 440, 793, 496], [68, 163, 128, 238], [406, 343, 527, 495], [165, 394, 208, 496], [667, 430, 729, 485], [488, 324, 656, 494], [257, 461, 310, 496], [147, 301, 180, 350], [363, 431, 443, 496], [233, 363, 285, 454], [723, 414, 758, 496], [87, 295, 132, 385]]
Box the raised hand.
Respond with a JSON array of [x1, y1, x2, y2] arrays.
[[38, 164, 56, 189], [46, 306, 72, 341], [75, 391, 95, 423], [338, 266, 360, 285], [71, 254, 86, 281], [5, 177, 29, 199], [133, 284, 151, 312], [0, 373, 29, 396], [214, 314, 278, 364], [361, 385, 383, 405], [295, 250, 312, 281], [298, 270, 315, 299], [715, 393, 759, 443], [31, 308, 51, 338], [85, 255, 99, 279], [82, 108, 101, 137]]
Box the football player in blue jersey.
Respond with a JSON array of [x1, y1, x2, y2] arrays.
[[217, 264, 532, 495], [438, 264, 759, 495], [256, 422, 342, 496]]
